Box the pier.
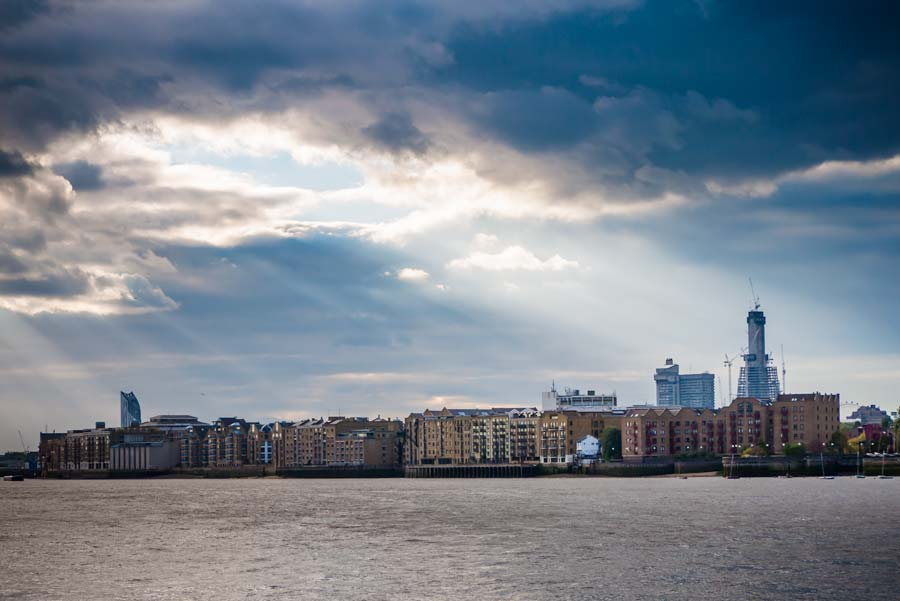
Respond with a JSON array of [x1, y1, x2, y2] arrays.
[[405, 464, 540, 478]]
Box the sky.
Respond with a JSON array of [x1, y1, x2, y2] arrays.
[[2, 0, 900, 451]]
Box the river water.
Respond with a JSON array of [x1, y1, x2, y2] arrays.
[[1, 477, 898, 600]]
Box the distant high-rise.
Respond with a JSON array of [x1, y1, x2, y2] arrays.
[[120, 391, 141, 428], [654, 358, 715, 409], [737, 308, 780, 402]]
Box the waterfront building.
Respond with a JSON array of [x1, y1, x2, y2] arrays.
[[405, 408, 517, 465], [204, 417, 251, 468], [38, 432, 66, 475], [404, 408, 622, 466], [352, 417, 403, 467], [576, 435, 601, 464], [508, 408, 541, 463], [110, 435, 180, 472], [329, 425, 401, 468], [621, 392, 840, 461], [537, 410, 622, 464], [180, 425, 211, 467], [330, 430, 370, 466], [120, 391, 142, 428], [654, 358, 715, 409], [247, 422, 274, 465], [542, 386, 617, 411], [64, 422, 112, 471], [736, 309, 780, 403], [273, 416, 403, 469]]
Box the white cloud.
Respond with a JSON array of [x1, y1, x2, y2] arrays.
[[472, 233, 500, 249], [783, 154, 900, 185], [706, 153, 900, 199], [447, 245, 579, 272], [396, 267, 430, 281]]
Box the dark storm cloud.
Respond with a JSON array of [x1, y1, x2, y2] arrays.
[[444, 0, 900, 178], [0, 247, 28, 274], [362, 113, 430, 155], [0, 0, 49, 32], [0, 149, 33, 177], [1, 0, 897, 184], [470, 87, 598, 152]]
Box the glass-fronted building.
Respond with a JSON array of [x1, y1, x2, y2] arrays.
[[654, 359, 715, 409], [120, 391, 142, 428], [736, 309, 780, 403]]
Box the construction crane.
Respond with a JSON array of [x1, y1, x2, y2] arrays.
[[781, 344, 787, 394], [723, 353, 739, 403], [18, 430, 30, 454], [748, 277, 760, 310]]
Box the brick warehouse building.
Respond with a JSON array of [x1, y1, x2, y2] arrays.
[[404, 408, 623, 465], [621, 393, 840, 461]]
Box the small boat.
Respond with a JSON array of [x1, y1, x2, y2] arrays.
[[3, 475, 24, 481], [820, 476, 835, 480]]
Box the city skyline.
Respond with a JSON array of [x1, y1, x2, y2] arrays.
[[3, 1, 900, 452]]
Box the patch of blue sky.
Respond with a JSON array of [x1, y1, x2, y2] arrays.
[[168, 147, 364, 191]]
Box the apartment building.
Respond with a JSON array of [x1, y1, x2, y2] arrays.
[[64, 423, 112, 471], [621, 392, 840, 461], [38, 433, 67, 475], [274, 416, 403, 469], [175, 418, 280, 469], [180, 425, 210, 467], [538, 411, 623, 464], [405, 408, 623, 465]]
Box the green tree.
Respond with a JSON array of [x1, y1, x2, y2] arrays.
[[894, 416, 900, 453], [601, 428, 621, 462], [829, 430, 848, 455], [783, 443, 805, 457]]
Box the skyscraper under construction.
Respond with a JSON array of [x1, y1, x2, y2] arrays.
[[736, 307, 780, 403]]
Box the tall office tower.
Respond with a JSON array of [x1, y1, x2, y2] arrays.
[[737, 309, 780, 402], [120, 391, 142, 428], [654, 358, 715, 409]]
